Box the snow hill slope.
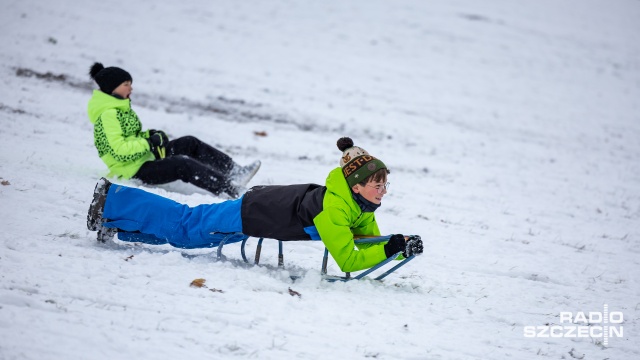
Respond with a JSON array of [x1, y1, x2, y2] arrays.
[[1, 0, 639, 359]]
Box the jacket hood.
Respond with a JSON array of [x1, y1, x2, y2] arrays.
[[87, 90, 131, 124], [325, 167, 360, 213]]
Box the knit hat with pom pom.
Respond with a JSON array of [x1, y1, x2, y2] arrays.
[[337, 137, 387, 187], [89, 62, 132, 95]]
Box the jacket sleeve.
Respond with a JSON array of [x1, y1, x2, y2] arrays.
[[314, 207, 387, 272], [352, 218, 405, 259], [101, 109, 151, 162], [351, 215, 385, 251]]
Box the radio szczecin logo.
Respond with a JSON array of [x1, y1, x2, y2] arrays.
[[524, 304, 623, 346]]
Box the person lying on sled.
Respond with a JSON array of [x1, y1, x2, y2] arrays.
[[87, 137, 423, 272]]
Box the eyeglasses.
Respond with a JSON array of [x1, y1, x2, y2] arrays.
[[365, 182, 390, 194]]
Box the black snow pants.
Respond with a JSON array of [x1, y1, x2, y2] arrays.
[[133, 135, 236, 196]]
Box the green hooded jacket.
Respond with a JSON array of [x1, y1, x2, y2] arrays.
[[240, 167, 389, 272], [314, 167, 388, 272], [87, 90, 154, 178]]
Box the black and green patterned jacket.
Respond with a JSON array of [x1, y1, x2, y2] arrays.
[[87, 90, 154, 178]]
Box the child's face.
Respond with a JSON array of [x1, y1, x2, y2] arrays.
[[352, 179, 388, 205], [112, 81, 132, 99]]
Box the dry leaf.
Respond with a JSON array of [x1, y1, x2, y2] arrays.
[[124, 255, 134, 261], [253, 131, 268, 137], [288, 288, 301, 298], [190, 278, 207, 288]]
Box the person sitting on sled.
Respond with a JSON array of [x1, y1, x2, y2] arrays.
[[87, 62, 260, 199], [87, 137, 423, 272]]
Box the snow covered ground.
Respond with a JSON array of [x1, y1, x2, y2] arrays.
[[1, 0, 639, 358]]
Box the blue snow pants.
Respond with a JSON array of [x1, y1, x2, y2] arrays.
[[102, 184, 246, 249]]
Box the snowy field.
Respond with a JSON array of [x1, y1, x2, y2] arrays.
[[1, 0, 639, 359]]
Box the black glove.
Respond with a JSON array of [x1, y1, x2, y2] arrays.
[[149, 129, 169, 144], [148, 132, 166, 147], [404, 235, 424, 257], [147, 133, 166, 159], [384, 234, 406, 258]]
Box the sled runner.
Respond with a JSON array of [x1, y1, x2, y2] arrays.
[[213, 233, 419, 281]]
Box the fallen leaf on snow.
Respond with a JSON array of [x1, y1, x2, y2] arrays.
[[190, 278, 207, 288], [288, 288, 301, 298]]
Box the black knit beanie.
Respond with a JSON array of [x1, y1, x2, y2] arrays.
[[89, 62, 132, 95]]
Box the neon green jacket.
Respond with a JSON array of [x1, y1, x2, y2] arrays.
[[315, 167, 388, 272], [87, 90, 154, 178], [241, 167, 389, 272]]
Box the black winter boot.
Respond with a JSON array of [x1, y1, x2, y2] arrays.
[[87, 178, 117, 242], [97, 227, 118, 243]]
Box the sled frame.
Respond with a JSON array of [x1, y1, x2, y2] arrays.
[[215, 234, 416, 281]]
